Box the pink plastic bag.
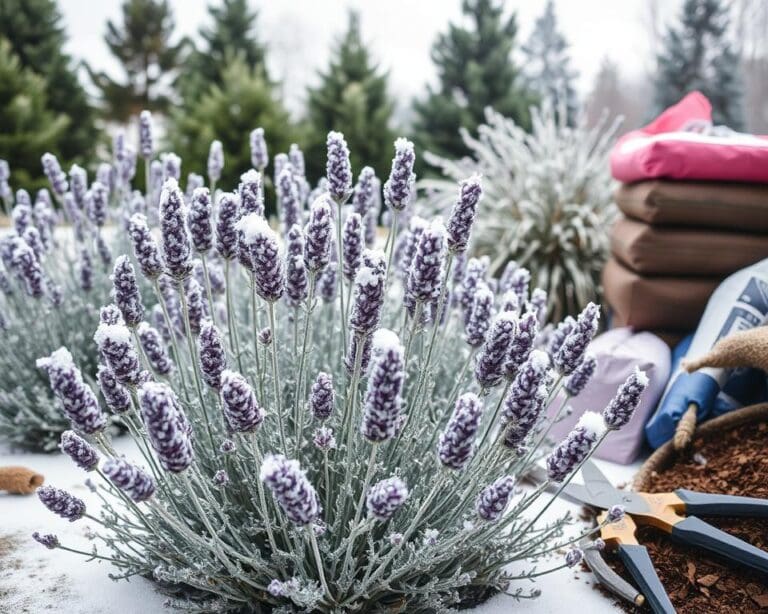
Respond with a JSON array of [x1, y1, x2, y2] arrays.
[[610, 92, 768, 183]]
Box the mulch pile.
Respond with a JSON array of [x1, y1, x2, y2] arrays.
[[601, 421, 768, 613]]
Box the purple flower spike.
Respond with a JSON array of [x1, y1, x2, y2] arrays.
[[103, 458, 156, 502], [207, 140, 224, 183], [384, 138, 415, 212], [503, 311, 539, 380], [260, 454, 320, 526], [129, 214, 164, 280], [100, 304, 123, 325], [565, 548, 584, 567], [438, 393, 484, 470], [277, 167, 302, 233], [458, 256, 489, 316], [361, 330, 405, 442], [607, 504, 625, 523], [159, 178, 192, 279], [564, 354, 597, 397], [220, 369, 264, 433], [475, 313, 517, 388], [37, 348, 106, 434], [406, 220, 445, 312], [547, 316, 576, 358], [139, 110, 153, 159], [198, 320, 227, 389], [502, 350, 551, 447], [546, 412, 606, 482], [286, 251, 309, 308], [446, 175, 482, 253], [37, 485, 85, 522], [344, 333, 372, 376], [529, 288, 548, 324], [349, 250, 387, 336], [88, 182, 108, 228], [318, 261, 337, 303], [97, 364, 131, 414], [476, 475, 516, 522], [78, 248, 93, 293], [139, 381, 194, 473], [465, 284, 494, 347], [239, 170, 264, 217], [94, 323, 142, 386], [554, 303, 600, 375], [137, 322, 173, 375], [313, 426, 336, 450], [185, 277, 206, 335], [237, 214, 284, 302], [250, 127, 268, 170], [258, 326, 272, 345], [342, 212, 364, 282], [22, 227, 43, 262], [69, 165, 87, 207], [189, 188, 213, 254], [32, 532, 59, 549], [111, 256, 144, 327], [13, 202, 32, 236], [352, 166, 376, 217], [41, 153, 68, 196], [366, 477, 409, 521], [60, 430, 99, 471], [603, 367, 648, 430], [326, 131, 352, 203], [304, 196, 333, 273], [309, 372, 334, 420], [509, 267, 530, 307], [11, 239, 45, 298], [289, 143, 306, 177]]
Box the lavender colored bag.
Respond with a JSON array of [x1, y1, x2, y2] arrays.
[[547, 327, 670, 464]]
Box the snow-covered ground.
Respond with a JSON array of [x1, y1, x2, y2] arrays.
[[0, 438, 638, 613]]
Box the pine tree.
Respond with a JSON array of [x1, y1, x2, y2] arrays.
[[0, 0, 98, 164], [167, 56, 295, 212], [0, 39, 68, 190], [304, 11, 394, 182], [522, 0, 578, 125], [88, 0, 188, 122], [177, 0, 268, 103], [654, 0, 743, 128], [413, 0, 535, 163]]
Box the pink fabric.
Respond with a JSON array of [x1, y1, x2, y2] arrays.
[[610, 92, 768, 183], [546, 328, 671, 465]]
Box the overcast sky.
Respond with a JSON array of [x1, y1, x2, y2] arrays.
[[60, 0, 682, 117]]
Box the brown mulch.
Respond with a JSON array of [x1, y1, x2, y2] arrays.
[[600, 421, 768, 613]]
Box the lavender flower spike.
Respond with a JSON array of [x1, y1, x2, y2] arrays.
[[129, 214, 164, 280], [41, 153, 68, 196], [236, 214, 285, 302], [313, 425, 336, 450], [111, 255, 144, 327], [465, 283, 494, 347], [438, 393, 484, 470], [366, 477, 409, 521], [159, 178, 193, 279], [475, 313, 517, 388], [554, 302, 600, 375], [103, 458, 156, 502], [37, 485, 85, 522], [503, 310, 539, 380], [137, 322, 173, 375], [189, 188, 213, 253], [384, 138, 416, 212], [446, 175, 482, 253], [88, 181, 108, 227], [60, 430, 99, 471], [349, 249, 387, 336], [37, 348, 106, 434], [94, 323, 142, 386], [564, 354, 597, 397], [326, 131, 352, 203], [603, 367, 649, 430], [547, 316, 575, 359], [100, 304, 123, 325], [502, 350, 551, 447], [97, 364, 131, 414], [342, 212, 364, 282], [32, 532, 59, 549], [304, 195, 334, 273], [11, 239, 45, 298], [207, 140, 224, 184], [138, 381, 194, 473], [308, 372, 334, 420], [198, 320, 227, 389], [361, 329, 405, 442], [286, 226, 309, 307], [250, 127, 269, 170], [139, 110, 153, 159], [406, 219, 445, 309], [216, 192, 240, 260], [239, 169, 264, 216], [260, 454, 320, 525], [546, 412, 606, 483], [220, 369, 265, 433], [476, 475, 516, 522]]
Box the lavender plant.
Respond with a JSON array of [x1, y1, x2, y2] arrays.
[[421, 102, 621, 321], [31, 130, 642, 612]]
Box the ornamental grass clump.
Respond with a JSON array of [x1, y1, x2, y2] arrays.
[[32, 127, 644, 612]]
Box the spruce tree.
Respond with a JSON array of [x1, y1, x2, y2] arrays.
[[0, 0, 98, 164], [0, 39, 68, 190], [654, 0, 743, 128], [522, 0, 578, 125], [413, 0, 535, 163], [89, 0, 188, 122], [304, 11, 394, 182]]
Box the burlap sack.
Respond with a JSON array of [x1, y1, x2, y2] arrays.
[[616, 180, 768, 232]]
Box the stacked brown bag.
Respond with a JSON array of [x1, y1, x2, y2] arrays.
[[603, 180, 768, 344]]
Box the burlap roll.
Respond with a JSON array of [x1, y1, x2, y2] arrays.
[[0, 466, 45, 494]]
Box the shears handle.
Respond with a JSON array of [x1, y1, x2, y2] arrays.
[[617, 544, 675, 614], [675, 488, 768, 517]]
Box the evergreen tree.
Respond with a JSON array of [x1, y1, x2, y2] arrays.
[[0, 38, 68, 190], [654, 0, 743, 128], [413, 0, 535, 163], [304, 11, 394, 182], [0, 0, 98, 164], [89, 0, 188, 122], [167, 56, 295, 211], [178, 0, 268, 102], [522, 0, 578, 125]]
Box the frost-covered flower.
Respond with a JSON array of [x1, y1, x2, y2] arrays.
[[564, 354, 597, 397], [465, 284, 494, 347], [94, 323, 142, 386], [11, 239, 45, 298], [216, 192, 240, 261], [60, 430, 99, 471], [12, 202, 33, 236], [139, 110, 153, 159], [239, 170, 264, 217], [384, 138, 415, 212], [406, 220, 444, 311], [529, 288, 548, 324], [220, 439, 236, 455], [308, 372, 334, 420], [88, 181, 108, 228], [423, 528, 439, 546], [97, 364, 131, 414], [237, 214, 284, 302], [438, 393, 484, 470], [137, 322, 173, 375], [111, 256, 144, 327], [397, 217, 427, 280], [162, 153, 181, 182], [342, 212, 364, 282], [260, 454, 320, 526], [546, 412, 606, 482], [344, 333, 372, 376], [508, 268, 530, 307], [352, 166, 376, 217], [277, 167, 302, 233], [476, 476, 515, 522], [129, 214, 164, 280], [103, 459, 156, 502], [326, 131, 352, 202], [313, 426, 336, 450], [547, 316, 575, 359], [502, 350, 550, 447], [361, 329, 405, 442], [250, 127, 268, 170], [159, 179, 192, 279], [198, 320, 227, 389], [503, 311, 538, 380], [565, 548, 583, 568], [475, 313, 516, 388], [138, 381, 194, 473], [286, 250, 309, 308], [38, 485, 85, 522], [78, 248, 93, 293], [366, 476, 409, 521], [446, 175, 482, 254], [220, 370, 264, 433], [96, 235, 113, 268], [304, 196, 333, 273], [349, 250, 386, 337], [213, 470, 229, 487], [32, 532, 59, 549], [189, 188, 213, 254], [207, 140, 224, 183], [606, 504, 625, 523], [100, 304, 123, 325], [41, 153, 68, 196], [554, 302, 599, 376], [37, 348, 106, 434], [258, 327, 272, 345], [458, 256, 489, 315], [602, 368, 648, 430]]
